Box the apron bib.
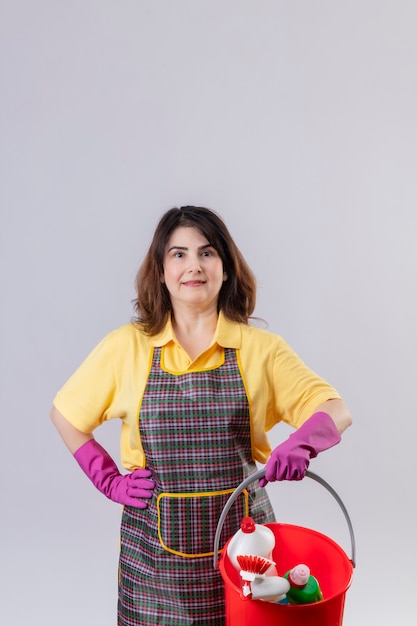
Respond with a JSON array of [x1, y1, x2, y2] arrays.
[[118, 347, 274, 625]]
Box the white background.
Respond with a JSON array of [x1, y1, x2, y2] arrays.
[[1, 1, 416, 624]]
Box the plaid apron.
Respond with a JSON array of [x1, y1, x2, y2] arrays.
[[118, 347, 274, 625]]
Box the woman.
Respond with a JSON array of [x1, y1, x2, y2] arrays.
[[51, 205, 352, 625]]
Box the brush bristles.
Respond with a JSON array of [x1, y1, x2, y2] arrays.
[[236, 554, 275, 575]]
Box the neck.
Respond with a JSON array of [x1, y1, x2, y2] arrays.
[[171, 309, 219, 359]]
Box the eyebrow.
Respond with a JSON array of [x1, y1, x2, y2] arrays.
[[167, 243, 214, 253]]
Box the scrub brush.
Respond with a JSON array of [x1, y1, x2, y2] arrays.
[[236, 554, 275, 579], [236, 554, 290, 602]]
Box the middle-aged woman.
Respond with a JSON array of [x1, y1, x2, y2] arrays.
[[51, 206, 352, 625]]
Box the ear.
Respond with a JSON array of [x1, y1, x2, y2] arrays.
[[223, 271, 228, 281]]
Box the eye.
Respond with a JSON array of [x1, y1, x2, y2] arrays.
[[201, 247, 217, 257], [174, 251, 184, 258]]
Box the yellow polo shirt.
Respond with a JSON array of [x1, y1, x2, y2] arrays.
[[53, 312, 340, 469]]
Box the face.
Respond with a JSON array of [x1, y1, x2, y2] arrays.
[[162, 226, 227, 312]]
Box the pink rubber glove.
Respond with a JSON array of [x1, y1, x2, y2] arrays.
[[259, 412, 341, 486], [74, 439, 155, 508]]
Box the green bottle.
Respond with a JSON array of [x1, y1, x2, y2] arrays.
[[284, 564, 323, 604]]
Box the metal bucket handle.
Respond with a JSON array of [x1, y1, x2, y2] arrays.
[[213, 468, 356, 569]]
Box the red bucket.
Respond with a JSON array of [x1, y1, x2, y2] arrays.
[[214, 470, 355, 626]]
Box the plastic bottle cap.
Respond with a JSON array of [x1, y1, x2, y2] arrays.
[[288, 564, 310, 588], [240, 517, 256, 533]]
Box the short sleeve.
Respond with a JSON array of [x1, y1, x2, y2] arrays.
[[53, 334, 118, 433], [270, 337, 341, 429]]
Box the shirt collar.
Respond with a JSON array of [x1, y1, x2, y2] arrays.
[[150, 316, 175, 347], [216, 311, 242, 348], [150, 311, 242, 349]]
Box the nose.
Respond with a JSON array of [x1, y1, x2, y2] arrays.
[[187, 255, 202, 272]]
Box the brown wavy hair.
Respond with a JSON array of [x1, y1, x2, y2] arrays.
[[133, 206, 257, 335]]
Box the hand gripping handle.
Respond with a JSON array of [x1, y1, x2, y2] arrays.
[[213, 469, 356, 569]]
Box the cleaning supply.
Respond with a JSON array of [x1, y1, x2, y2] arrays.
[[227, 517, 277, 573], [284, 564, 323, 604], [236, 555, 290, 603]]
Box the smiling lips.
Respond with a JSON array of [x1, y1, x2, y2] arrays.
[[182, 280, 206, 286]]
